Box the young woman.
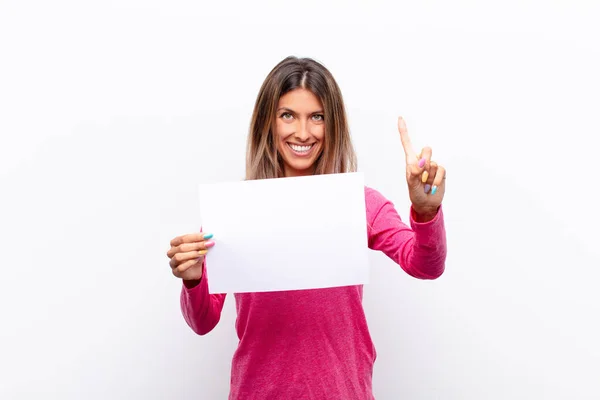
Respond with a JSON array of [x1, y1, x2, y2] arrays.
[[166, 56, 447, 399]]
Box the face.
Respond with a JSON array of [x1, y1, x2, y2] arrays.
[[275, 88, 325, 177]]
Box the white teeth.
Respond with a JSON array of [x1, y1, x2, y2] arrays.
[[289, 144, 312, 153]]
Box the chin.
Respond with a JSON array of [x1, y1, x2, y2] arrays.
[[288, 161, 315, 173]]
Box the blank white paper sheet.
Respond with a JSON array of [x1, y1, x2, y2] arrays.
[[198, 172, 370, 294]]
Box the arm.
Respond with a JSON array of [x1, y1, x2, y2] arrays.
[[180, 258, 227, 335], [366, 187, 447, 279]]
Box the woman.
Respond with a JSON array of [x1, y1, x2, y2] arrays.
[[166, 56, 447, 399]]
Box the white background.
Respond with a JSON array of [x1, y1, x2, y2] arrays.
[[1, 1, 599, 399]]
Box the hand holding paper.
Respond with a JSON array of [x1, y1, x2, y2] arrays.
[[167, 232, 216, 281]]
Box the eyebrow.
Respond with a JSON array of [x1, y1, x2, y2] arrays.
[[276, 107, 324, 114]]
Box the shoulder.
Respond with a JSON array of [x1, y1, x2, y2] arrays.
[[364, 185, 385, 201], [364, 186, 395, 222], [364, 185, 391, 208], [363, 186, 404, 243]]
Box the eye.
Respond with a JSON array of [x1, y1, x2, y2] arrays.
[[280, 112, 293, 120], [312, 114, 324, 122]]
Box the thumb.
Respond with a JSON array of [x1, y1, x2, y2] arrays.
[[406, 163, 424, 188], [406, 150, 425, 187]]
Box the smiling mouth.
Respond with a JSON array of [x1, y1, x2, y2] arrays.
[[287, 143, 314, 155]]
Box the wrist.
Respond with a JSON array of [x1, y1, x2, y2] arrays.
[[183, 278, 201, 289], [412, 205, 439, 223]]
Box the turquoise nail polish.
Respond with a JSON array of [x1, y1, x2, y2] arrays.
[[431, 186, 437, 195], [203, 233, 213, 239]]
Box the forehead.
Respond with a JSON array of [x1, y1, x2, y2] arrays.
[[278, 88, 323, 111]]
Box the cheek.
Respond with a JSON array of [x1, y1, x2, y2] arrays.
[[315, 125, 325, 141], [275, 121, 293, 141]]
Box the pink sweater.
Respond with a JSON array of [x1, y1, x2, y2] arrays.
[[180, 186, 447, 399]]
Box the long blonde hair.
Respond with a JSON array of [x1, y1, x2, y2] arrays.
[[245, 56, 357, 180]]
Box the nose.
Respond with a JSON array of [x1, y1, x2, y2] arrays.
[[294, 120, 310, 142]]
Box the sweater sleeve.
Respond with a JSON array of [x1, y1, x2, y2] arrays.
[[180, 258, 227, 335], [365, 187, 447, 279]]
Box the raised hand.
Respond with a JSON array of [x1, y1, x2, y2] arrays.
[[398, 117, 446, 219], [167, 232, 215, 281]]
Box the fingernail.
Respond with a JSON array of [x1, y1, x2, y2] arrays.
[[418, 158, 426, 168], [203, 233, 213, 240], [424, 184, 431, 193], [431, 185, 438, 195], [205, 240, 215, 248], [199, 250, 208, 255], [421, 171, 429, 183]]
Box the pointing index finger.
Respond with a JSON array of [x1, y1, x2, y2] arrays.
[[398, 116, 417, 163]]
